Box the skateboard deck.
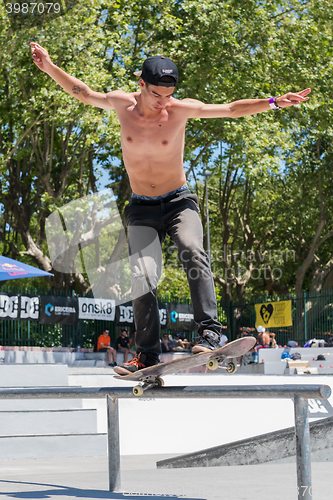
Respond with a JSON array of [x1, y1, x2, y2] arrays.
[[114, 336, 256, 395]]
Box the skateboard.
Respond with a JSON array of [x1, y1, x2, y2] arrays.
[[114, 336, 256, 396]]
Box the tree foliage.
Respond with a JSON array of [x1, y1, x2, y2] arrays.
[[1, 0, 333, 310]]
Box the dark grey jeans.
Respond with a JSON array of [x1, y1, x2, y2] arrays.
[[124, 189, 221, 362]]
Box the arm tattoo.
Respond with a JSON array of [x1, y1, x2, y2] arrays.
[[72, 85, 86, 95]]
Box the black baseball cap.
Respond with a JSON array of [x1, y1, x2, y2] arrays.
[[140, 56, 178, 87]]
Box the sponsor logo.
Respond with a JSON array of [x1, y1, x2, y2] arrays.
[[20, 296, 39, 320], [159, 308, 167, 326], [81, 302, 114, 315], [162, 69, 173, 74], [171, 311, 178, 322], [45, 303, 54, 316], [78, 298, 115, 321], [0, 294, 19, 318], [118, 305, 134, 323], [171, 310, 194, 323], [54, 306, 76, 314]]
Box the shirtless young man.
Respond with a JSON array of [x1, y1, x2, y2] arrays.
[[30, 42, 310, 373], [257, 326, 276, 348]]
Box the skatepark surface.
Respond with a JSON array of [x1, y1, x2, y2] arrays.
[[1, 368, 333, 499], [0, 454, 331, 500]]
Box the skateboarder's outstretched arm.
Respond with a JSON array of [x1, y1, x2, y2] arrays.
[[30, 42, 123, 110]]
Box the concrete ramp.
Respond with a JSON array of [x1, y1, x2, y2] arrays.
[[157, 416, 333, 469]]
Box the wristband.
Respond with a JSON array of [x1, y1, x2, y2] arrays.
[[269, 97, 279, 110]]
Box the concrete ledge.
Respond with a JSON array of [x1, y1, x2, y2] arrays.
[[0, 364, 68, 387], [237, 363, 264, 374], [259, 347, 333, 364], [2, 346, 80, 352], [74, 351, 134, 367], [84, 353, 108, 361], [264, 361, 287, 375], [157, 415, 333, 469], [4, 351, 78, 365]]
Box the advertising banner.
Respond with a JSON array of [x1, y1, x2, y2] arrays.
[[78, 298, 116, 321], [116, 303, 134, 326], [115, 302, 170, 328], [39, 296, 78, 325], [19, 295, 39, 320], [255, 300, 292, 328], [159, 303, 168, 327], [0, 293, 39, 320], [0, 293, 19, 319], [168, 303, 195, 331]]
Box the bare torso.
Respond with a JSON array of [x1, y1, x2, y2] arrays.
[[258, 332, 274, 346], [113, 91, 188, 196]]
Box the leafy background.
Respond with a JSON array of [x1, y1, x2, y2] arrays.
[[1, 0, 333, 309]]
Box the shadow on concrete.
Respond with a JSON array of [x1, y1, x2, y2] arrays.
[[0, 479, 204, 500]]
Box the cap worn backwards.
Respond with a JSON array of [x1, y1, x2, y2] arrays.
[[140, 55, 178, 87]]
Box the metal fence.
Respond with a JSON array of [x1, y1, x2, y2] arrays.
[[0, 288, 202, 348], [0, 285, 114, 348], [2, 285, 333, 348]]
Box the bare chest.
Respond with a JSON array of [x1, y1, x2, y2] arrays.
[[119, 109, 185, 153]]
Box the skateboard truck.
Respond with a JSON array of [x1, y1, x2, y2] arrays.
[[207, 357, 237, 373], [133, 376, 164, 396]]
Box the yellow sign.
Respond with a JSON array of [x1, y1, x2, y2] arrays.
[[255, 300, 292, 328]]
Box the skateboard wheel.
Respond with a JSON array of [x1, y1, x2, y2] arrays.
[[226, 362, 237, 374], [207, 359, 218, 370], [155, 377, 164, 387], [133, 385, 144, 396]]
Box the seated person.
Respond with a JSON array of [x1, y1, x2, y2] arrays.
[[117, 329, 132, 363], [239, 327, 252, 365], [219, 332, 228, 347], [128, 331, 137, 357], [256, 326, 276, 348], [161, 333, 173, 353], [175, 333, 191, 350], [97, 329, 117, 366]]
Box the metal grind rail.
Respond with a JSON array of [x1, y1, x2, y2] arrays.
[[0, 384, 331, 500]]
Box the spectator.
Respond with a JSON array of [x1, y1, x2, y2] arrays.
[[117, 329, 131, 363], [325, 336, 333, 347], [219, 331, 228, 347], [257, 325, 276, 348], [161, 333, 175, 353], [286, 340, 298, 348], [97, 329, 117, 367], [239, 327, 253, 365], [128, 331, 137, 356], [175, 333, 191, 350], [168, 334, 178, 350]]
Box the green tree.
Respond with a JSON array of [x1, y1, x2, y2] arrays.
[[1, 0, 333, 319]]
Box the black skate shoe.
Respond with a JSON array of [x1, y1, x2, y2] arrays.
[[192, 330, 220, 354], [114, 352, 159, 376]]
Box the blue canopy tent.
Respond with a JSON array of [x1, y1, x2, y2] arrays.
[[0, 256, 53, 281]]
